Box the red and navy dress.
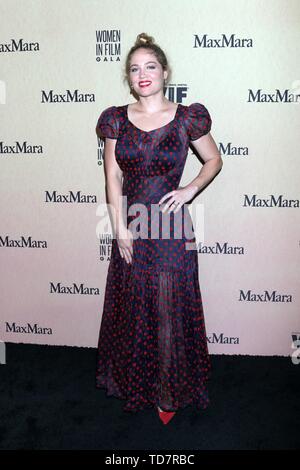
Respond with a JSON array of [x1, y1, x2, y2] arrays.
[[95, 102, 212, 413]]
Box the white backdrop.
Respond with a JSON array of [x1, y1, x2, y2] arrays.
[[0, 0, 299, 356]]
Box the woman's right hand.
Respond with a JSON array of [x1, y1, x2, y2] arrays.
[[116, 225, 133, 264]]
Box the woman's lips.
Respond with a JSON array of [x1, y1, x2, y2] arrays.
[[139, 81, 152, 88]]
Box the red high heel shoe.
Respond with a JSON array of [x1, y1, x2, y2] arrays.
[[157, 406, 176, 425]]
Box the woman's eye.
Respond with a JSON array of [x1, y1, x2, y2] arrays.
[[130, 67, 138, 72], [147, 65, 156, 69]]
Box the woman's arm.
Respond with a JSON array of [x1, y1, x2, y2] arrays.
[[103, 138, 133, 263], [185, 132, 223, 196], [103, 137, 125, 235], [158, 132, 223, 213]]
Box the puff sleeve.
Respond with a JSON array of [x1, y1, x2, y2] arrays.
[[96, 106, 119, 139], [186, 102, 212, 141]]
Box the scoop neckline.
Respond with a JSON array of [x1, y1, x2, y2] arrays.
[[125, 103, 180, 133]]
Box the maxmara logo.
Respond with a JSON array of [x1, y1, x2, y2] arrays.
[[239, 290, 292, 302], [207, 333, 239, 344], [248, 88, 300, 103], [45, 191, 97, 203], [243, 194, 299, 207], [50, 283, 100, 295], [0, 38, 39, 53], [0, 236, 47, 248], [0, 141, 43, 155], [220, 142, 248, 157], [5, 322, 52, 335], [194, 34, 253, 48], [41, 89, 95, 103], [198, 242, 244, 255], [96, 29, 121, 62]]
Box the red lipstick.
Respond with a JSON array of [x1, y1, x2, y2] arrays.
[[138, 81, 152, 88]]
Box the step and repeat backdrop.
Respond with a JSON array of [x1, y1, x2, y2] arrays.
[[1, 0, 299, 356]]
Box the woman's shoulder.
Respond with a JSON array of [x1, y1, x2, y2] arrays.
[[181, 101, 210, 114], [97, 105, 126, 139], [99, 104, 124, 116], [181, 102, 212, 140], [97, 104, 128, 122]]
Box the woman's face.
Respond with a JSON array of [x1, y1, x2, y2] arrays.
[[128, 48, 167, 97]]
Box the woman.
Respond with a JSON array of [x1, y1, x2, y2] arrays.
[[95, 32, 223, 425]]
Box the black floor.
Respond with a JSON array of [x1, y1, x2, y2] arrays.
[[0, 342, 299, 450]]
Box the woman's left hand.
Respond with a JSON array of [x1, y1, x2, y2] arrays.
[[158, 185, 199, 214]]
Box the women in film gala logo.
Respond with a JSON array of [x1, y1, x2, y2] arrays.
[[95, 29, 121, 62]]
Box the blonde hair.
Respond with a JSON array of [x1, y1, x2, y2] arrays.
[[123, 33, 171, 91]]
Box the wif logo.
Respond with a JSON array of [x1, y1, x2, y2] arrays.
[[164, 84, 188, 103]]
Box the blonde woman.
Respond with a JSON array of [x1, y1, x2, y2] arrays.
[[95, 33, 222, 425]]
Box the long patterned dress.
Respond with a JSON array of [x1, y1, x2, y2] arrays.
[[95, 102, 212, 413]]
